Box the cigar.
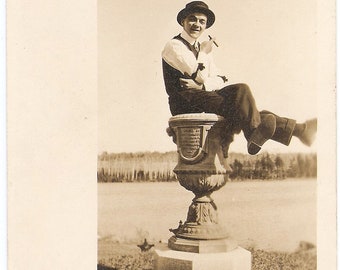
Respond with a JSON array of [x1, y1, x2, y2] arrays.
[[208, 35, 219, 47]]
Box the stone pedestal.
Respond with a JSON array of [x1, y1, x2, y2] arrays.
[[154, 244, 251, 270], [168, 236, 237, 254]]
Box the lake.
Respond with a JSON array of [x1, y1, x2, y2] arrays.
[[98, 179, 316, 252]]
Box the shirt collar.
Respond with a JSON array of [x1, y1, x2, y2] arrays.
[[180, 30, 197, 46]]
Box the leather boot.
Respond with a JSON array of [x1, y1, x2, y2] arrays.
[[247, 114, 276, 155]]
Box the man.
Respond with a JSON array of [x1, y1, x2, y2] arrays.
[[162, 1, 316, 155]]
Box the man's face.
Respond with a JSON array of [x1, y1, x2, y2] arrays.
[[182, 12, 207, 40]]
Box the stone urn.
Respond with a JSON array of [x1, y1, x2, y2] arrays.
[[167, 113, 237, 253]]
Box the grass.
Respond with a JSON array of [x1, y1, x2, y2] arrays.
[[98, 239, 316, 270], [98, 240, 154, 270], [250, 248, 316, 270]]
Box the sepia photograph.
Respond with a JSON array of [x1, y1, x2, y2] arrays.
[[5, 0, 336, 269], [97, 1, 334, 270]]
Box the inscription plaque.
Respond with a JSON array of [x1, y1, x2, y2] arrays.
[[178, 127, 203, 159]]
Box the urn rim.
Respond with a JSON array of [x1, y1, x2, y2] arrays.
[[169, 113, 225, 123]]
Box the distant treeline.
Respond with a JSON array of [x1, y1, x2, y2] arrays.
[[97, 151, 317, 183]]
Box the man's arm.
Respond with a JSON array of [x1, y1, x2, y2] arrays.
[[179, 78, 204, 90]]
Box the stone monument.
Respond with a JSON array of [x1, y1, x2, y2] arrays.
[[154, 113, 251, 270]]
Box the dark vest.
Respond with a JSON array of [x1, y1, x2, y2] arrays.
[[162, 35, 201, 115]]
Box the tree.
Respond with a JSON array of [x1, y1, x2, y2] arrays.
[[287, 158, 298, 177], [275, 155, 285, 179], [258, 153, 275, 179], [230, 159, 243, 179], [297, 154, 306, 177]]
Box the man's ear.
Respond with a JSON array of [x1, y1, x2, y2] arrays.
[[180, 19, 184, 26]]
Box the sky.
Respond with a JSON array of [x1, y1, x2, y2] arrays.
[[98, 0, 318, 154]]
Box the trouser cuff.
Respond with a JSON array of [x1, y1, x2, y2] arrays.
[[271, 118, 296, 146]]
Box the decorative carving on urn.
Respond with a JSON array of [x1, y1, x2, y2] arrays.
[[176, 174, 227, 195], [187, 198, 218, 224], [175, 125, 210, 164]]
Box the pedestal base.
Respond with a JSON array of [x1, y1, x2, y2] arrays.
[[168, 236, 238, 253], [154, 244, 251, 270]]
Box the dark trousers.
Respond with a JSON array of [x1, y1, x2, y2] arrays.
[[171, 83, 296, 145]]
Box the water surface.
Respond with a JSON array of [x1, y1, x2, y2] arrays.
[[98, 179, 316, 252]]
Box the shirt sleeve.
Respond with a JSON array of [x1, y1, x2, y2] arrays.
[[162, 40, 228, 91], [196, 52, 228, 91]]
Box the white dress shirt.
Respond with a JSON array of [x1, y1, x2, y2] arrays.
[[162, 30, 228, 91]]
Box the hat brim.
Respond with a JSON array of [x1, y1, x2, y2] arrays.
[[177, 7, 215, 28]]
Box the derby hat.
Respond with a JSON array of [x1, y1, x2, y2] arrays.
[[177, 1, 215, 28]]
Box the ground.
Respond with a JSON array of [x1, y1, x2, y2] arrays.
[[97, 238, 316, 270]]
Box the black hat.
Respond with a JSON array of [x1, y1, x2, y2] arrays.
[[177, 1, 215, 28]]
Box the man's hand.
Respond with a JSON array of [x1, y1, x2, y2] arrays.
[[200, 38, 216, 54], [179, 78, 204, 90]]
